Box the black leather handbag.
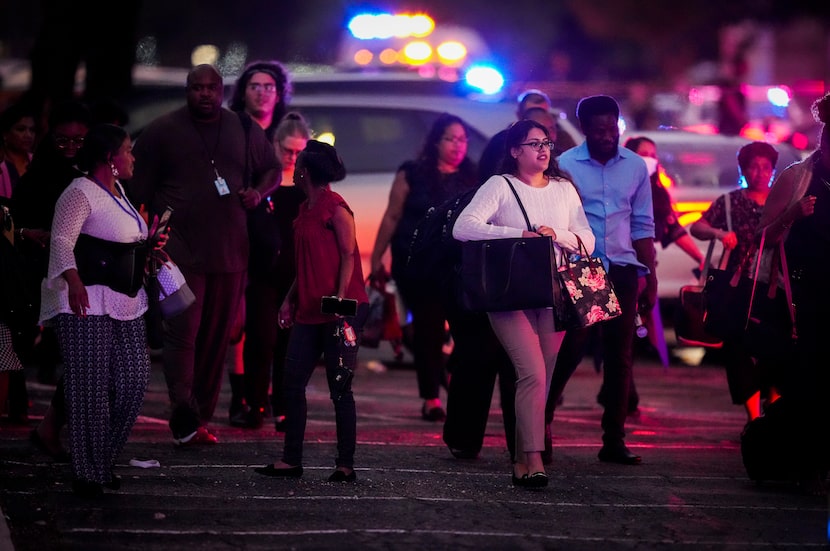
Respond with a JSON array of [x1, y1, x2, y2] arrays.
[[458, 177, 556, 313], [74, 233, 147, 297]]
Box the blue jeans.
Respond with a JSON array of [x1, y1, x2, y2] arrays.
[[280, 304, 368, 469]]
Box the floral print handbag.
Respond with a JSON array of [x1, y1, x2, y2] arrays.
[[554, 236, 622, 330]]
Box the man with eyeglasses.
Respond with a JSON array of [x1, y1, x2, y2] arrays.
[[547, 95, 656, 466], [128, 64, 281, 447], [228, 60, 291, 142]]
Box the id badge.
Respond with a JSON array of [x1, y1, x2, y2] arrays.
[[214, 176, 230, 196]]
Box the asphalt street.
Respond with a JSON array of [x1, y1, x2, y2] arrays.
[[1, 341, 828, 550]]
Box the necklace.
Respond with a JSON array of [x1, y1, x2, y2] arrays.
[[88, 175, 144, 232]]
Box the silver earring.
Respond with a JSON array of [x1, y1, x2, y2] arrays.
[[110, 163, 119, 177]]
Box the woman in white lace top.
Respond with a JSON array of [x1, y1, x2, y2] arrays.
[[41, 123, 159, 498]]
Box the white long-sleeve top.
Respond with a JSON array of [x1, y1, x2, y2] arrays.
[[40, 176, 149, 324], [453, 174, 595, 263]]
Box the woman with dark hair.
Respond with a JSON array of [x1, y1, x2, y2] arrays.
[[370, 113, 478, 421], [228, 60, 291, 141], [0, 102, 36, 198], [237, 112, 311, 430], [691, 141, 780, 422], [453, 119, 594, 488], [40, 123, 165, 497], [255, 140, 368, 483]]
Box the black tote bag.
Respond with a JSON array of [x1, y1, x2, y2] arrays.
[[458, 176, 556, 313], [459, 235, 555, 312]]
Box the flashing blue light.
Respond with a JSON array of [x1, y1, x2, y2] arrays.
[[464, 65, 504, 95]]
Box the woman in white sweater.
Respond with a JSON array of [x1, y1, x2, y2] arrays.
[[453, 119, 594, 488]]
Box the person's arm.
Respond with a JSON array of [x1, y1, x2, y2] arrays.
[[370, 169, 409, 276], [633, 237, 657, 312], [278, 278, 297, 328], [674, 233, 705, 265], [331, 204, 357, 298], [690, 217, 737, 250], [241, 167, 281, 209]]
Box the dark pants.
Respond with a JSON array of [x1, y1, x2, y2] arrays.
[[443, 308, 516, 461], [242, 277, 291, 417], [399, 286, 447, 401], [547, 264, 639, 447], [280, 304, 368, 469], [783, 267, 830, 477], [163, 269, 246, 439]]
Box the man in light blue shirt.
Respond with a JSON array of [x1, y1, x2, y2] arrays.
[[547, 95, 656, 465]]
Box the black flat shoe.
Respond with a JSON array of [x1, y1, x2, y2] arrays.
[[104, 472, 121, 491], [512, 472, 548, 489], [254, 464, 303, 478], [327, 470, 356, 483], [72, 479, 103, 498], [449, 447, 478, 460], [30, 429, 71, 463], [273, 415, 287, 432], [421, 404, 446, 422], [598, 444, 642, 465]]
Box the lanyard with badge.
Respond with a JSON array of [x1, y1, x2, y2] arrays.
[[193, 114, 230, 196]]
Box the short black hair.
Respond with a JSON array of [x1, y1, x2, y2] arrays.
[[299, 140, 346, 185], [576, 95, 620, 127], [75, 124, 127, 173], [737, 141, 778, 173]]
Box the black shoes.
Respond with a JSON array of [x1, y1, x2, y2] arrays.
[[598, 444, 642, 465], [448, 447, 478, 460], [254, 464, 303, 478], [231, 408, 264, 429], [328, 470, 357, 483], [273, 415, 287, 432], [421, 403, 446, 422], [512, 472, 548, 489], [72, 479, 103, 498], [104, 473, 121, 491]]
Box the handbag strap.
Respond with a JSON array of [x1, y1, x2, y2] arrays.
[[719, 192, 733, 269], [501, 176, 533, 232]]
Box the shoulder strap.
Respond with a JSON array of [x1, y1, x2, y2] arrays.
[[501, 175, 532, 231]]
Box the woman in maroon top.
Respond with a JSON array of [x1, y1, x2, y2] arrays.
[[255, 140, 368, 483]]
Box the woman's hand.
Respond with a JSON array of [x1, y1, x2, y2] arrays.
[[278, 300, 294, 329], [153, 225, 170, 250], [20, 228, 50, 247], [64, 269, 89, 317], [534, 225, 557, 240], [720, 230, 738, 250]]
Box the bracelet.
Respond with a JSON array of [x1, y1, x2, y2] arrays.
[[16, 228, 25, 241]]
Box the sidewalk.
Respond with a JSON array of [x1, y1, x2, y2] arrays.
[[1, 346, 828, 550]]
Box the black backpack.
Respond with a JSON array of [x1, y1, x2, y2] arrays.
[[402, 186, 478, 289]]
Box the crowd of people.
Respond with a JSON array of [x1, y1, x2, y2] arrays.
[[1, 61, 827, 497]]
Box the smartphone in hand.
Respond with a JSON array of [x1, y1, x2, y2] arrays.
[[321, 296, 358, 316]]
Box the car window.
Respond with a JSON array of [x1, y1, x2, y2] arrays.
[[296, 106, 488, 173]]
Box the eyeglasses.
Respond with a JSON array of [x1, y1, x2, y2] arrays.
[[520, 140, 554, 151], [441, 137, 468, 145], [248, 82, 277, 94], [54, 135, 85, 149]]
